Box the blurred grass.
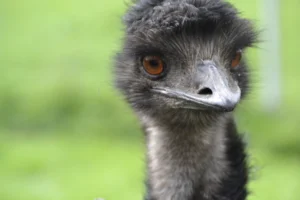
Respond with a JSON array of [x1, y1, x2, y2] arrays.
[[0, 0, 299, 200]]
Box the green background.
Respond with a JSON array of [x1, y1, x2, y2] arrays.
[[0, 0, 299, 200]]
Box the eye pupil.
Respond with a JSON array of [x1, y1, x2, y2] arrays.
[[149, 60, 159, 67]]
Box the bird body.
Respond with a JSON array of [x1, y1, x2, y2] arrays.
[[115, 0, 257, 199], [143, 116, 248, 200]]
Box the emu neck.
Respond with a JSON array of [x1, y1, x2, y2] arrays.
[[143, 113, 230, 200]]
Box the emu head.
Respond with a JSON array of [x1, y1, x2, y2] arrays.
[[115, 0, 257, 122]]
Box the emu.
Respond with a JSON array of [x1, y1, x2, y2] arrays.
[[115, 0, 257, 199]]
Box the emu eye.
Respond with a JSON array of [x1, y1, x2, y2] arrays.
[[142, 56, 164, 75], [231, 50, 242, 68]]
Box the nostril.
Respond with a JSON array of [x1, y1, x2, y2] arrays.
[[198, 87, 213, 95]]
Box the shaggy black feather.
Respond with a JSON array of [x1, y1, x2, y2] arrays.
[[191, 119, 249, 200], [143, 119, 249, 200], [125, 0, 237, 33]]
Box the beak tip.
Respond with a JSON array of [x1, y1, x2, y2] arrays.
[[213, 97, 239, 112], [223, 106, 236, 112], [221, 100, 239, 112]]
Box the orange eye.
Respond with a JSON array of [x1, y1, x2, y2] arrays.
[[142, 56, 164, 75], [231, 50, 242, 68]]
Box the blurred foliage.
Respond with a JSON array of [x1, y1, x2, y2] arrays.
[[0, 0, 299, 200]]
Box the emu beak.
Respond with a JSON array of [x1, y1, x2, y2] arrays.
[[151, 61, 241, 112]]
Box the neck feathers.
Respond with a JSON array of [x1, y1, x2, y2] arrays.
[[142, 114, 248, 200]]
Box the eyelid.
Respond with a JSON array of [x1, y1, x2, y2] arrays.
[[231, 49, 243, 59], [235, 49, 243, 54], [133, 46, 164, 57]]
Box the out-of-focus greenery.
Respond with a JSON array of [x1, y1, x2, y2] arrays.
[[0, 0, 299, 200]]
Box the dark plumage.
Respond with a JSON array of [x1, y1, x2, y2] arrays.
[[114, 0, 257, 199]]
